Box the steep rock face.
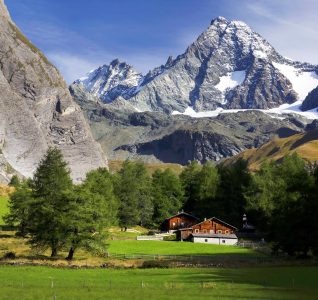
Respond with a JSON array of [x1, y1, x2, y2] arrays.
[[73, 17, 318, 113], [74, 85, 310, 165], [301, 86, 318, 111], [0, 0, 107, 182]]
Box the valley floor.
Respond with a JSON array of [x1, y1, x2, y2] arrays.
[[0, 266, 317, 300]]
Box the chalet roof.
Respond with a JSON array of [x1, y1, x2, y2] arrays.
[[191, 233, 238, 239], [193, 217, 238, 230], [162, 212, 199, 222]]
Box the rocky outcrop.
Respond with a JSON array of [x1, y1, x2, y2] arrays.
[[0, 0, 107, 182], [301, 86, 318, 111], [74, 84, 311, 164]]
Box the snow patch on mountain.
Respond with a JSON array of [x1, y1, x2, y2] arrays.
[[172, 101, 318, 120], [215, 70, 246, 93], [273, 62, 318, 100]]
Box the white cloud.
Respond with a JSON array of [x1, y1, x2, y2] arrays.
[[242, 0, 318, 64]]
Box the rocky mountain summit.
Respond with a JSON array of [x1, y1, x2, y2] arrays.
[[75, 59, 143, 103], [73, 17, 318, 114], [0, 0, 107, 182]]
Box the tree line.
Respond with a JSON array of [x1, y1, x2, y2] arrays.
[[5, 148, 318, 258]]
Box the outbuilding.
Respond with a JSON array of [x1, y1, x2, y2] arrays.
[[190, 233, 238, 245]]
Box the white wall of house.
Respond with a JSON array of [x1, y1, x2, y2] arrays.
[[192, 237, 238, 245]]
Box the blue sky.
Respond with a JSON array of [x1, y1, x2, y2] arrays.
[[5, 0, 318, 83]]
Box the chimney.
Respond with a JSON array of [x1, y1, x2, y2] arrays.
[[204, 218, 207, 221]]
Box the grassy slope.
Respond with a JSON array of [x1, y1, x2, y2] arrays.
[[0, 196, 9, 225], [224, 129, 318, 170], [108, 160, 183, 175], [0, 266, 317, 299], [107, 240, 259, 256]]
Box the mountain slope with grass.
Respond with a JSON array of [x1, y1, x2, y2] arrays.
[[224, 129, 318, 170]]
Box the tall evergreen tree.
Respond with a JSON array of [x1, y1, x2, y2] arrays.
[[64, 168, 119, 260], [195, 162, 220, 218], [5, 180, 33, 236], [245, 154, 315, 256], [152, 169, 184, 225], [215, 159, 251, 227], [28, 147, 73, 257], [115, 160, 153, 227], [180, 161, 202, 213]]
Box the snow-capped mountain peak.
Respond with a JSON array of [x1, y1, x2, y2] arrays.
[[75, 59, 144, 103], [72, 17, 318, 114]]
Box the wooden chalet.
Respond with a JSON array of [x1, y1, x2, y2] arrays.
[[160, 212, 199, 232], [176, 217, 238, 245]]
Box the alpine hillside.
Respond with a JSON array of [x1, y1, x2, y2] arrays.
[[0, 0, 107, 183], [224, 128, 318, 170]]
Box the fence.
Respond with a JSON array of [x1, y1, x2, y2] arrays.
[[105, 252, 273, 263], [136, 236, 164, 241]]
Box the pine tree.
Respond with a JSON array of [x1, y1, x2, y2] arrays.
[[28, 147, 73, 257]]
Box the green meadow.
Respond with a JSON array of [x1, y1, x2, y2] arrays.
[[107, 240, 259, 257], [0, 266, 317, 300]]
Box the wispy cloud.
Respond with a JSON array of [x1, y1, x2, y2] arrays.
[[237, 0, 318, 64]]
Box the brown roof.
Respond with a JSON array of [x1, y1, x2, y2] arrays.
[[192, 217, 238, 230], [163, 212, 199, 222]]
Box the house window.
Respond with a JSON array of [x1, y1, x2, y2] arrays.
[[195, 229, 199, 233], [225, 230, 229, 234], [205, 239, 208, 243], [217, 230, 222, 234], [203, 229, 207, 233], [172, 222, 176, 226], [181, 222, 184, 226], [210, 230, 214, 234], [222, 240, 226, 244]]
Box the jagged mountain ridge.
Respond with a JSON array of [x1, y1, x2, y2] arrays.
[[73, 16, 318, 113], [0, 0, 107, 182], [75, 59, 143, 103]]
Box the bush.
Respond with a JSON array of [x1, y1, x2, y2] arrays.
[[163, 234, 176, 241], [141, 260, 170, 269], [3, 252, 16, 260]]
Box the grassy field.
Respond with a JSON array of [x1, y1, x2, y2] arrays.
[[0, 266, 317, 299], [107, 240, 260, 257], [0, 196, 9, 225]]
